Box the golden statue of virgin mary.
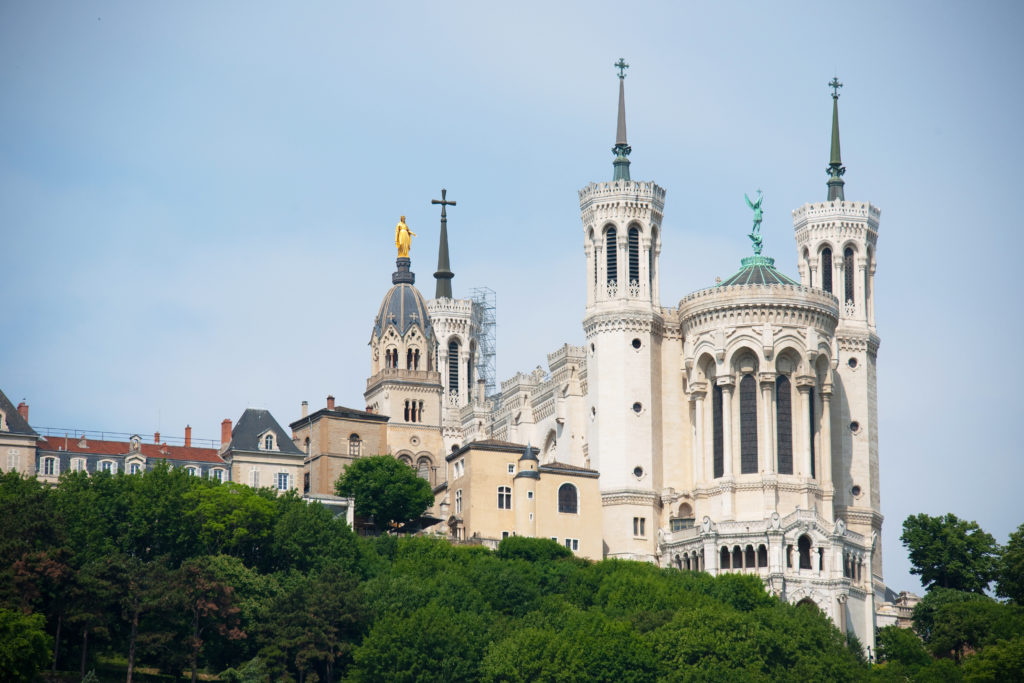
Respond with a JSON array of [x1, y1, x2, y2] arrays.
[[394, 215, 416, 258]]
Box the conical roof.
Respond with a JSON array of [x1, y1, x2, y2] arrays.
[[719, 255, 798, 286]]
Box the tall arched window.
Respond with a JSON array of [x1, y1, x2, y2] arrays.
[[448, 341, 460, 395], [557, 483, 578, 513], [628, 226, 640, 285], [798, 534, 812, 570], [605, 227, 617, 285], [413, 349, 420, 370], [844, 247, 855, 304], [712, 384, 724, 478], [417, 457, 431, 481], [349, 434, 361, 456], [739, 374, 758, 474], [821, 248, 833, 294], [776, 375, 793, 475], [649, 229, 656, 291], [466, 346, 474, 393]]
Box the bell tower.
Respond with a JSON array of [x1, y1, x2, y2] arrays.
[[580, 60, 666, 561], [792, 79, 883, 587]]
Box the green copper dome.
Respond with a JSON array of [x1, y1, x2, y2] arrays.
[[719, 255, 798, 286]]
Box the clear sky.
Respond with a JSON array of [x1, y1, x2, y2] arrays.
[[2, 1, 1021, 595]]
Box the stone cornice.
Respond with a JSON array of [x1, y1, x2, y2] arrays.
[[678, 285, 839, 335], [583, 310, 665, 337], [602, 489, 661, 507]]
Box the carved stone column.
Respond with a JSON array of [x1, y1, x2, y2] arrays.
[[690, 382, 707, 485], [795, 375, 815, 479], [759, 372, 776, 474], [821, 382, 834, 487], [717, 377, 735, 477]]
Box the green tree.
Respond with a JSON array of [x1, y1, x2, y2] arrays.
[[495, 535, 573, 562], [875, 625, 930, 668], [961, 635, 1024, 682], [901, 513, 999, 593], [996, 523, 1024, 605], [0, 608, 51, 683], [334, 456, 433, 533]]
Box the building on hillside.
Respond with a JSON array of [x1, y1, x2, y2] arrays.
[[221, 408, 305, 494], [436, 440, 602, 559], [0, 389, 38, 477]]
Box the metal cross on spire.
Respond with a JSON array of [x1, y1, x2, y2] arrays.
[[432, 188, 457, 299], [829, 77, 843, 98], [615, 58, 629, 79]]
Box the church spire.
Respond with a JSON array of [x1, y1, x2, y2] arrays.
[[432, 188, 456, 299], [827, 77, 846, 201], [612, 58, 632, 181]]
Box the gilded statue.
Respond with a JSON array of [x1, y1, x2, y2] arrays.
[[395, 215, 416, 258]]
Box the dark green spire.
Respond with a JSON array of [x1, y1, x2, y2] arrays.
[[827, 77, 846, 201], [432, 189, 456, 298], [612, 58, 631, 181]]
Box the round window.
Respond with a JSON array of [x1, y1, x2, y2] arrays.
[[633, 466, 644, 478], [410, 435, 420, 446], [851, 485, 862, 497], [632, 338, 642, 349], [632, 402, 642, 413], [848, 357, 858, 369], [850, 421, 860, 432]]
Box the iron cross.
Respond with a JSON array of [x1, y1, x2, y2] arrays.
[[615, 58, 629, 79], [431, 188, 456, 218], [829, 77, 843, 98]]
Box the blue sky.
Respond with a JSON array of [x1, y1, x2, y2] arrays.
[[2, 1, 1021, 594]]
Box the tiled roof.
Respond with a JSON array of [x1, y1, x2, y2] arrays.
[[228, 409, 303, 455], [290, 405, 388, 429], [38, 436, 224, 464], [0, 388, 37, 437], [539, 461, 599, 475]]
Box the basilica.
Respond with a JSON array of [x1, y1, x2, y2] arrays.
[[1, 66, 888, 650]]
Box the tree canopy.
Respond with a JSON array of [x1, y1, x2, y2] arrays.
[[900, 513, 1000, 594], [334, 455, 434, 533]]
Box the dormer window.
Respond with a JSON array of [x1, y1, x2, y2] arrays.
[[263, 434, 275, 450]]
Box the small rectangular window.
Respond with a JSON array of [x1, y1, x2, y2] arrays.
[[564, 538, 579, 551], [527, 491, 534, 499], [633, 517, 647, 537], [277, 472, 289, 490], [213, 469, 223, 482], [507, 463, 515, 474], [502, 531, 510, 539], [101, 461, 113, 473]]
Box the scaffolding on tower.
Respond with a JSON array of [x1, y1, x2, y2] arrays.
[[470, 286, 497, 398]]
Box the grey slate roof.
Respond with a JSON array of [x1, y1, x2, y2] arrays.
[[719, 255, 798, 287], [372, 282, 433, 340], [229, 409, 303, 454], [289, 405, 388, 430], [0, 388, 37, 436]]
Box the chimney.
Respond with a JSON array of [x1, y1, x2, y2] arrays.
[[184, 425, 192, 448], [301, 401, 308, 418], [154, 431, 160, 444], [16, 401, 28, 422], [221, 419, 232, 447], [327, 395, 335, 410]]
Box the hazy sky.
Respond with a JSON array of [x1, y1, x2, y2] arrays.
[[2, 2, 1021, 594]]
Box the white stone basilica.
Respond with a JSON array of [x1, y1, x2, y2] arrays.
[[385, 69, 886, 649]]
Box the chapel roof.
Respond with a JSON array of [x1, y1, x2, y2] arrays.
[[372, 258, 433, 340], [718, 255, 798, 287]]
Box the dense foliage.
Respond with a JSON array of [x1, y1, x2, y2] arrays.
[[900, 513, 1000, 594], [334, 455, 434, 533], [3, 470, 1021, 681]]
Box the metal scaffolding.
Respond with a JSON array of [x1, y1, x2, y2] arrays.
[[470, 286, 497, 398]]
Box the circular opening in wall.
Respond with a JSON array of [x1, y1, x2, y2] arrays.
[[632, 338, 642, 349], [848, 357, 858, 369], [450, 444, 459, 453], [633, 466, 644, 479], [410, 436, 420, 446], [632, 402, 642, 413], [850, 421, 860, 432], [851, 485, 862, 497]]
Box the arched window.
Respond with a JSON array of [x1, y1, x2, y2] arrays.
[[403, 400, 410, 422], [821, 248, 833, 294], [349, 434, 361, 456], [130, 462, 141, 475], [264, 434, 274, 450], [605, 227, 617, 285], [739, 374, 758, 474], [497, 485, 512, 509], [798, 534, 812, 570], [844, 247, 855, 304], [712, 384, 724, 478], [557, 483, 578, 513], [448, 341, 460, 395], [628, 226, 640, 285], [417, 457, 431, 481], [758, 544, 768, 568], [776, 375, 793, 474], [466, 346, 474, 392], [455, 488, 463, 514], [720, 546, 730, 569], [732, 546, 742, 569], [745, 545, 756, 568], [649, 229, 656, 291], [413, 348, 420, 370]]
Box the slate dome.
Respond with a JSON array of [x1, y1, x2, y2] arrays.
[[372, 258, 433, 340]]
